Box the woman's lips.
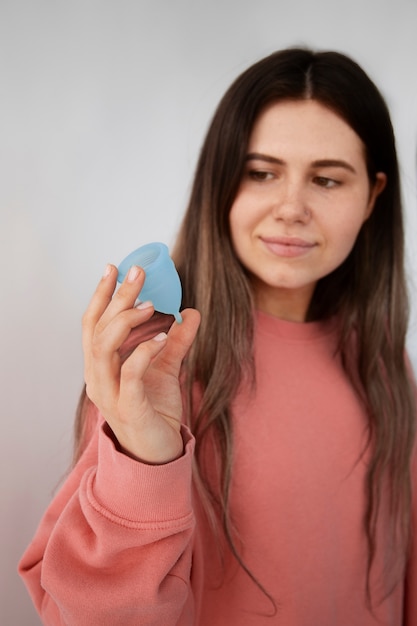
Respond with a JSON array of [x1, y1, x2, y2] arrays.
[[261, 236, 316, 258]]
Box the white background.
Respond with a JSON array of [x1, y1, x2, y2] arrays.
[[1, 1, 416, 623]]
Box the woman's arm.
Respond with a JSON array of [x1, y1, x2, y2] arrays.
[[19, 265, 201, 624], [19, 410, 197, 625]]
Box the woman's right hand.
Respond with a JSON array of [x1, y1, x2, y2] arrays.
[[82, 264, 201, 464]]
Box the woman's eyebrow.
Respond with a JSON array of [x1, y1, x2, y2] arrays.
[[311, 159, 357, 174], [245, 153, 357, 174], [245, 152, 284, 165]]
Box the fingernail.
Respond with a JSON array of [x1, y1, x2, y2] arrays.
[[135, 301, 153, 310], [153, 332, 167, 342], [127, 266, 140, 282], [103, 264, 112, 278]]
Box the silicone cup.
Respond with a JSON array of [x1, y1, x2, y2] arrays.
[[117, 242, 183, 323]]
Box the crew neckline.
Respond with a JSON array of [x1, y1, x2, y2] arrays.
[[255, 309, 338, 341]]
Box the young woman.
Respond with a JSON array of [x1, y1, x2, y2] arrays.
[[19, 48, 417, 625]]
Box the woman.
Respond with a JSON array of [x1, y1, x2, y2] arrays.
[[20, 48, 416, 625]]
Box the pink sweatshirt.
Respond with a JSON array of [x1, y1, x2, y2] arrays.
[[19, 312, 417, 625]]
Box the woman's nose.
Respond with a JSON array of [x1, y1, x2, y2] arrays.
[[271, 180, 311, 223]]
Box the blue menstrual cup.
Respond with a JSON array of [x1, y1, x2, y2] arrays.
[[117, 242, 183, 323]]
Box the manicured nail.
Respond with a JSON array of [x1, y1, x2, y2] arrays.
[[135, 301, 153, 310], [153, 332, 167, 342], [127, 266, 140, 282], [103, 264, 112, 278]]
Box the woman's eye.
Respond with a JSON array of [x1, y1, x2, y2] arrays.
[[248, 170, 274, 182], [313, 176, 339, 189]]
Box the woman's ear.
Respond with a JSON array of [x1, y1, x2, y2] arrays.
[[366, 172, 387, 219]]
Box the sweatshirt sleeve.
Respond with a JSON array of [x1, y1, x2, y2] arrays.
[[18, 413, 196, 626]]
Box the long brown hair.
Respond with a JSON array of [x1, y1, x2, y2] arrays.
[[171, 48, 416, 606]]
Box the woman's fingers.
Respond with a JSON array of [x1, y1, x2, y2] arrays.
[[150, 308, 201, 376], [117, 308, 200, 388], [91, 305, 156, 360], [89, 330, 168, 424], [82, 264, 150, 352], [97, 265, 146, 329], [119, 332, 169, 404], [82, 264, 118, 347]]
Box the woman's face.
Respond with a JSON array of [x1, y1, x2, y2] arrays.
[[229, 99, 386, 322]]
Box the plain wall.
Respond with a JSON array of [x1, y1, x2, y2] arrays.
[[1, 1, 416, 623]]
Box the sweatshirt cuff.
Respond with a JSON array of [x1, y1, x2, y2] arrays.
[[90, 422, 195, 525]]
